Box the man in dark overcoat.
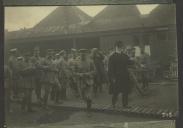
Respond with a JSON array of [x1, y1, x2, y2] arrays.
[[108, 41, 133, 108]]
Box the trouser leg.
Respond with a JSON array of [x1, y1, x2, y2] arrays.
[[21, 89, 26, 111], [27, 89, 33, 111], [43, 84, 50, 105], [112, 92, 119, 108], [55, 88, 60, 103], [122, 92, 128, 107], [5, 88, 11, 112], [50, 86, 56, 101], [35, 81, 41, 101], [60, 87, 66, 100]]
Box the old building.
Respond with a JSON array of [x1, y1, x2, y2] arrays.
[[5, 5, 177, 69]]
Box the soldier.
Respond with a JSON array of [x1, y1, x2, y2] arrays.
[[30, 47, 43, 103], [139, 50, 150, 90], [8, 48, 19, 99], [4, 64, 12, 113], [20, 53, 35, 112], [76, 49, 95, 111], [92, 48, 105, 97], [108, 41, 133, 109], [50, 53, 62, 104], [58, 50, 70, 100], [68, 49, 79, 97], [40, 49, 61, 106]]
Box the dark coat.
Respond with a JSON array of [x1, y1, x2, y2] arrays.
[[108, 52, 133, 94]]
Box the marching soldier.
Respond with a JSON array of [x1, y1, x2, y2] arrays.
[[4, 64, 12, 113], [50, 53, 62, 103], [139, 50, 150, 90], [40, 49, 61, 106], [8, 48, 19, 99], [58, 50, 70, 100], [20, 53, 35, 112], [76, 49, 95, 110], [30, 47, 43, 103], [92, 48, 105, 96], [68, 49, 79, 97], [108, 41, 133, 109]]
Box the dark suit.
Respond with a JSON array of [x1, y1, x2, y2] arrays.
[[108, 52, 132, 107]]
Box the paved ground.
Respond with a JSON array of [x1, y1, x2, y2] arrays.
[[41, 81, 178, 111], [5, 81, 178, 128], [5, 103, 175, 128]]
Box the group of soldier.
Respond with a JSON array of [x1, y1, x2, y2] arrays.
[[4, 41, 150, 113]]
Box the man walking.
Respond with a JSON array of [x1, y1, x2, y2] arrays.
[[108, 41, 133, 109]]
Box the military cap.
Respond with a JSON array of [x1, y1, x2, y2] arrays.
[[17, 56, 24, 60], [9, 48, 17, 53], [55, 53, 60, 56], [71, 48, 77, 52], [79, 49, 88, 53]]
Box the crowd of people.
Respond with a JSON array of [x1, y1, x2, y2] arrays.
[[4, 41, 151, 113]]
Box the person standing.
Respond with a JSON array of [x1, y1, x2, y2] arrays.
[[40, 49, 59, 107], [4, 64, 12, 113], [92, 48, 105, 96], [30, 47, 43, 103], [8, 48, 19, 99], [50, 53, 62, 104], [58, 50, 70, 100], [20, 53, 35, 112], [108, 41, 133, 109], [68, 49, 79, 97], [76, 49, 95, 111]]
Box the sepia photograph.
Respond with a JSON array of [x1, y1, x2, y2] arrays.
[[4, 4, 178, 128]]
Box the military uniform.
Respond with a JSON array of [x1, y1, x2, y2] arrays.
[[41, 55, 61, 105], [76, 49, 95, 110], [30, 55, 44, 102], [8, 49, 19, 98], [68, 55, 79, 97], [58, 54, 70, 100], [50, 57, 62, 103], [4, 65, 12, 112], [92, 49, 105, 96], [20, 56, 35, 112]]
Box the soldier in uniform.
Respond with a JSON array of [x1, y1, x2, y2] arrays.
[[68, 49, 79, 97], [108, 41, 133, 109], [30, 47, 43, 103], [40, 49, 61, 106], [58, 50, 70, 100], [50, 53, 62, 103], [76, 49, 95, 110], [92, 48, 105, 96], [4, 64, 12, 113], [8, 48, 19, 99], [139, 50, 150, 90], [20, 53, 35, 112]]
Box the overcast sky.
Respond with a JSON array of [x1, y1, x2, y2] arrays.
[[5, 5, 158, 31]]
